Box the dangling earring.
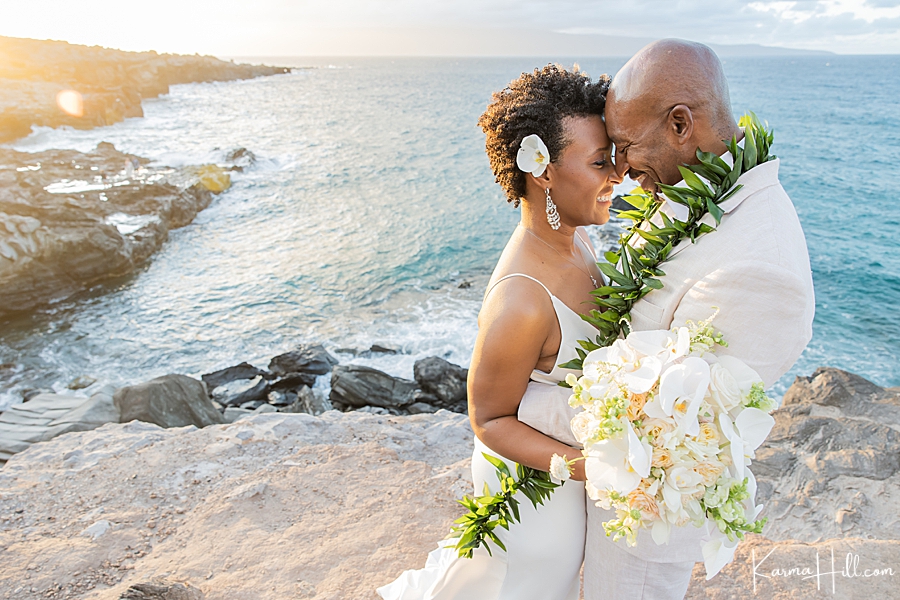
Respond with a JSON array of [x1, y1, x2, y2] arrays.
[[545, 188, 560, 230]]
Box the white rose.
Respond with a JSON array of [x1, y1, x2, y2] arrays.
[[708, 363, 742, 413], [570, 410, 596, 445]]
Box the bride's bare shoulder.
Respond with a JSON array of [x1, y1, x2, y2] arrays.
[[479, 273, 553, 330]]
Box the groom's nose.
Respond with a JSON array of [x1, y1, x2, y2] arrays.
[[614, 156, 630, 179]]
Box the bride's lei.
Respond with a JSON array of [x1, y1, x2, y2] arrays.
[[448, 113, 776, 559]]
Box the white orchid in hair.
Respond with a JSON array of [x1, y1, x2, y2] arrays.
[[516, 134, 551, 176]]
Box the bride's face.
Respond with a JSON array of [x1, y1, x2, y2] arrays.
[[548, 115, 620, 227]]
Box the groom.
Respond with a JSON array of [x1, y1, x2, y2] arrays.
[[518, 39, 815, 599]]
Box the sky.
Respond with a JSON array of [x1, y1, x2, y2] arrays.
[[0, 0, 897, 55]]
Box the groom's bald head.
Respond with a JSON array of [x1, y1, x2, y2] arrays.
[[606, 39, 740, 191]]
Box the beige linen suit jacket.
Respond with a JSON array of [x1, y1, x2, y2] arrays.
[[518, 158, 815, 565]]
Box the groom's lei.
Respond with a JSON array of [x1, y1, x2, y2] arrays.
[[448, 113, 776, 559]]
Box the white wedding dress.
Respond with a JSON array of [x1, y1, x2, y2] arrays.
[[378, 271, 600, 600]]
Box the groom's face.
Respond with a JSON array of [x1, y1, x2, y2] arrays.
[[606, 97, 685, 193]]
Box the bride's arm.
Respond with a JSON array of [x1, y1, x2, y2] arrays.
[[468, 279, 585, 481]]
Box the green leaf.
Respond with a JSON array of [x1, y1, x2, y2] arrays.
[[614, 210, 645, 222], [557, 358, 583, 370], [706, 197, 724, 224], [635, 229, 663, 243], [598, 262, 631, 286], [643, 277, 664, 290], [591, 285, 619, 296], [657, 184, 690, 205], [483, 453, 509, 476], [743, 125, 758, 171], [604, 251, 619, 264], [678, 165, 713, 196]]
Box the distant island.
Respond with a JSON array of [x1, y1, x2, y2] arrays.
[[255, 26, 835, 57]]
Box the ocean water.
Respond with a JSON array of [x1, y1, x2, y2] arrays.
[[1, 55, 898, 409]]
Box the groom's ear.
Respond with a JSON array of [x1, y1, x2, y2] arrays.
[[667, 105, 694, 146]]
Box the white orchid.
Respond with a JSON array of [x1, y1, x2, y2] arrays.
[[584, 419, 652, 496], [564, 317, 774, 581], [623, 355, 662, 394], [717, 408, 775, 480], [582, 339, 660, 394], [583, 339, 636, 374], [516, 134, 551, 176], [661, 465, 704, 521], [626, 327, 690, 365], [645, 357, 711, 437], [702, 532, 740, 580]]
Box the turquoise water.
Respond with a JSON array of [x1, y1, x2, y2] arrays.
[[1, 56, 898, 407]]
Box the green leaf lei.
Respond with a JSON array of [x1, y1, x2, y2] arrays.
[[447, 112, 775, 559], [447, 453, 560, 558]]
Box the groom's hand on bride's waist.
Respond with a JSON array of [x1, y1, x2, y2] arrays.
[[517, 381, 579, 447]]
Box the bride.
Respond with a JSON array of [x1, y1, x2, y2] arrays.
[[378, 64, 621, 600]]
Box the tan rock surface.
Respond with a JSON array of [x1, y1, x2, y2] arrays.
[[2, 368, 899, 599], [0, 411, 473, 599]]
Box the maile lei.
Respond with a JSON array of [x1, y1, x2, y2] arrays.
[[448, 113, 776, 558]]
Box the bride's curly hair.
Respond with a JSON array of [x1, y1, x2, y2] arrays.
[[478, 64, 610, 207]]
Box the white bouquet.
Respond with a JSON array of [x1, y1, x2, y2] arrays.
[[556, 313, 777, 579]]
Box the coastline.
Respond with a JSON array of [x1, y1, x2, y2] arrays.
[[0, 36, 291, 144]]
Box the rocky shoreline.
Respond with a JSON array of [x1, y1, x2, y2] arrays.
[[0, 367, 897, 598], [0, 36, 291, 316], [0, 36, 290, 144], [0, 143, 259, 316], [0, 343, 469, 462]]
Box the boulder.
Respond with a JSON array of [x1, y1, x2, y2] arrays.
[[266, 390, 294, 406], [200, 361, 271, 391], [114, 374, 224, 429], [0, 389, 120, 461], [269, 371, 318, 390], [281, 385, 333, 416], [225, 147, 257, 172], [413, 356, 468, 411], [330, 365, 417, 410], [41, 386, 120, 440], [753, 368, 900, 541], [119, 580, 204, 600], [67, 375, 98, 390], [268, 344, 338, 377], [211, 375, 269, 407], [223, 407, 253, 423], [407, 402, 438, 415]]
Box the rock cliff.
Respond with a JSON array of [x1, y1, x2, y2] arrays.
[[0, 368, 896, 599], [0, 143, 236, 315], [0, 36, 289, 143]]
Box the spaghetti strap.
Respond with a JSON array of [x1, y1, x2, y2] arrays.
[[484, 273, 552, 301], [574, 229, 597, 261]]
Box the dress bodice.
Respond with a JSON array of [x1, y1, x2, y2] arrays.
[[485, 273, 598, 384]]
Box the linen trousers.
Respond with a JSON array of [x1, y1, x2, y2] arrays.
[[583, 505, 696, 600]]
